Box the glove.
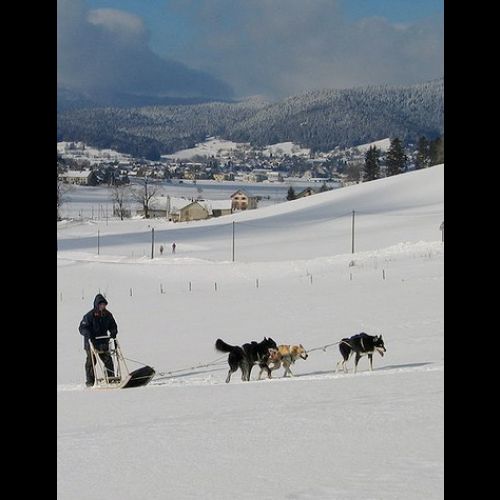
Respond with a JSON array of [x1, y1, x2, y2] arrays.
[[110, 332, 117, 339]]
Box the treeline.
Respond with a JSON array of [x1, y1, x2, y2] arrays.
[[361, 135, 444, 182], [57, 80, 443, 160]]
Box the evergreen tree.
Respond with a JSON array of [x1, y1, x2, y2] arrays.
[[363, 146, 380, 182], [429, 135, 444, 166], [286, 186, 296, 200], [415, 136, 430, 169], [385, 137, 407, 176]]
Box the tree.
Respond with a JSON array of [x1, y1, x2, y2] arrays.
[[286, 186, 296, 200], [57, 178, 63, 221], [385, 138, 408, 177], [363, 146, 381, 182], [112, 185, 131, 221], [429, 135, 444, 166], [415, 136, 430, 169], [57, 174, 73, 221], [346, 162, 362, 183], [131, 177, 159, 218]]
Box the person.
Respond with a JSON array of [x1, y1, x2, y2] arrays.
[[172, 242, 176, 254], [159, 244, 164, 256], [79, 294, 118, 387]]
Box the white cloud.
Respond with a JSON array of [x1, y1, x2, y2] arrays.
[[57, 0, 233, 100], [168, 0, 443, 99]]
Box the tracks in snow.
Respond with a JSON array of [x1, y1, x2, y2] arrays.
[[57, 362, 443, 392]]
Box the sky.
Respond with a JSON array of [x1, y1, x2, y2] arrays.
[[59, 0, 443, 101]]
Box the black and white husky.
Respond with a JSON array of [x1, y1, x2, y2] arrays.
[[335, 333, 386, 373], [215, 337, 278, 383]]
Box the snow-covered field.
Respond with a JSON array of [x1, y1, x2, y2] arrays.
[[161, 137, 250, 160], [354, 138, 392, 153], [57, 165, 444, 499]]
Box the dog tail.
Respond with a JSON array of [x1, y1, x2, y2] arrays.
[[215, 338, 236, 353]]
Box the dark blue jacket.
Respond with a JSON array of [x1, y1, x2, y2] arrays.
[[79, 294, 118, 349]]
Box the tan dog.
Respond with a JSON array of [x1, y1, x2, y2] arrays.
[[258, 344, 308, 379]]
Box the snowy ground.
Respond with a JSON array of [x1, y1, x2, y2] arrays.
[[57, 166, 444, 499]]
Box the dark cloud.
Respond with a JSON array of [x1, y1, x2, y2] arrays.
[[168, 0, 443, 99], [57, 0, 233, 101]]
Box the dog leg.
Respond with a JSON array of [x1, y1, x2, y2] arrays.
[[247, 364, 253, 381], [226, 369, 232, 384], [354, 353, 361, 373], [369, 354, 373, 371]]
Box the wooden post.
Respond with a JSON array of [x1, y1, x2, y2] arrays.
[[351, 210, 355, 254], [232, 221, 235, 262]]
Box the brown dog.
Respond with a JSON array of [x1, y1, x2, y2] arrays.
[[258, 344, 308, 379]]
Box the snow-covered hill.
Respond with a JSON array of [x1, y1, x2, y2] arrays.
[[57, 166, 444, 499]]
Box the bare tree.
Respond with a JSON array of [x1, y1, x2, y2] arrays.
[[111, 185, 131, 221], [131, 177, 158, 219], [57, 175, 75, 220], [57, 178, 63, 221], [346, 161, 362, 183]]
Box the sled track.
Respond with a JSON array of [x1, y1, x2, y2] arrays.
[[57, 362, 443, 392]]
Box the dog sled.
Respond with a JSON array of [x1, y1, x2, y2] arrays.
[[88, 338, 155, 389]]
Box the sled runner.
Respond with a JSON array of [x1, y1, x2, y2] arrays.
[[88, 338, 155, 389]]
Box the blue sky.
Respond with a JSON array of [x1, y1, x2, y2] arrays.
[[86, 0, 444, 56], [61, 1, 443, 100]]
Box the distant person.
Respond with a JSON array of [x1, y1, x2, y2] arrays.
[[159, 245, 164, 256], [78, 294, 118, 387], [172, 242, 176, 254]]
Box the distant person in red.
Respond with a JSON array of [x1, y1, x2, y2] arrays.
[[172, 242, 176, 254]]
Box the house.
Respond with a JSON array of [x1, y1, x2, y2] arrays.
[[230, 189, 258, 210], [213, 173, 235, 182], [199, 200, 233, 218], [59, 170, 95, 186], [171, 201, 210, 222]]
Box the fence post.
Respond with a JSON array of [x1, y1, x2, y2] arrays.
[[351, 210, 355, 254], [232, 221, 235, 262]]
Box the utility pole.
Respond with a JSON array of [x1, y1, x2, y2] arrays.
[[351, 210, 355, 254], [232, 221, 235, 262], [151, 227, 155, 259], [97, 228, 100, 255]]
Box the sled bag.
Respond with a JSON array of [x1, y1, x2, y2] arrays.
[[122, 366, 156, 388]]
